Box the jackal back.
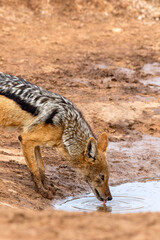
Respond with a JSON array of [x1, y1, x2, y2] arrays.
[[0, 72, 94, 157]]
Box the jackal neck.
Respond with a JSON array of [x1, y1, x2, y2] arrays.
[[62, 113, 94, 161]]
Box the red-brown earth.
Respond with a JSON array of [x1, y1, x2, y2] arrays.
[[0, 1, 160, 239]]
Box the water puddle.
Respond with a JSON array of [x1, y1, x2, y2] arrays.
[[141, 62, 160, 89], [141, 77, 160, 87], [108, 135, 160, 161], [142, 62, 160, 75], [53, 180, 160, 213]]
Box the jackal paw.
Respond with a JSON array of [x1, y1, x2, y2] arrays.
[[30, 173, 55, 199], [39, 188, 54, 200], [41, 177, 55, 194], [43, 181, 55, 195]]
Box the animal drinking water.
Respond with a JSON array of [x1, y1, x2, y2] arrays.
[[0, 72, 112, 201]]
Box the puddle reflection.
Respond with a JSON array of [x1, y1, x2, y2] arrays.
[[53, 180, 160, 214]]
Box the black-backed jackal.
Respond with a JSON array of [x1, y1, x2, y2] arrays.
[[0, 72, 112, 201]]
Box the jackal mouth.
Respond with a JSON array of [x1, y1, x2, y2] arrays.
[[95, 188, 104, 201]]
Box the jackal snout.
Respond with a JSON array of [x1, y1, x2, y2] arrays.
[[91, 173, 112, 201], [94, 184, 112, 201]]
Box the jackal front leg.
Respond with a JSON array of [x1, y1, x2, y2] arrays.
[[34, 146, 45, 181], [19, 136, 54, 199], [34, 146, 55, 194]]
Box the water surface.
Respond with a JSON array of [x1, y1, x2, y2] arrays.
[[53, 181, 160, 214]]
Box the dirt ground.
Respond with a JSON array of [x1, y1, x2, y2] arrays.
[[0, 0, 160, 239]]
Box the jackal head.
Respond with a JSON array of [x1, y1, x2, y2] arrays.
[[82, 132, 112, 202]]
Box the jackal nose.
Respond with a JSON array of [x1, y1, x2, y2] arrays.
[[107, 196, 112, 201]]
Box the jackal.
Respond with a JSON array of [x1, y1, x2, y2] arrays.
[[0, 72, 112, 201]]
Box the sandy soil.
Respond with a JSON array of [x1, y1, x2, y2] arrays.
[[0, 206, 160, 240], [0, 0, 160, 239]]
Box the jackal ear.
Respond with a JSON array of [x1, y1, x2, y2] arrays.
[[85, 137, 97, 161], [98, 132, 108, 152]]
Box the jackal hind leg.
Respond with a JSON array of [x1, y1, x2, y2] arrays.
[[34, 146, 55, 194], [19, 136, 54, 199]]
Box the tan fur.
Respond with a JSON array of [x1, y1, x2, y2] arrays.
[[0, 96, 64, 199], [0, 96, 112, 201], [0, 96, 36, 130]]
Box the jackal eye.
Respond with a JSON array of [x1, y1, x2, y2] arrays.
[[100, 174, 104, 181]]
